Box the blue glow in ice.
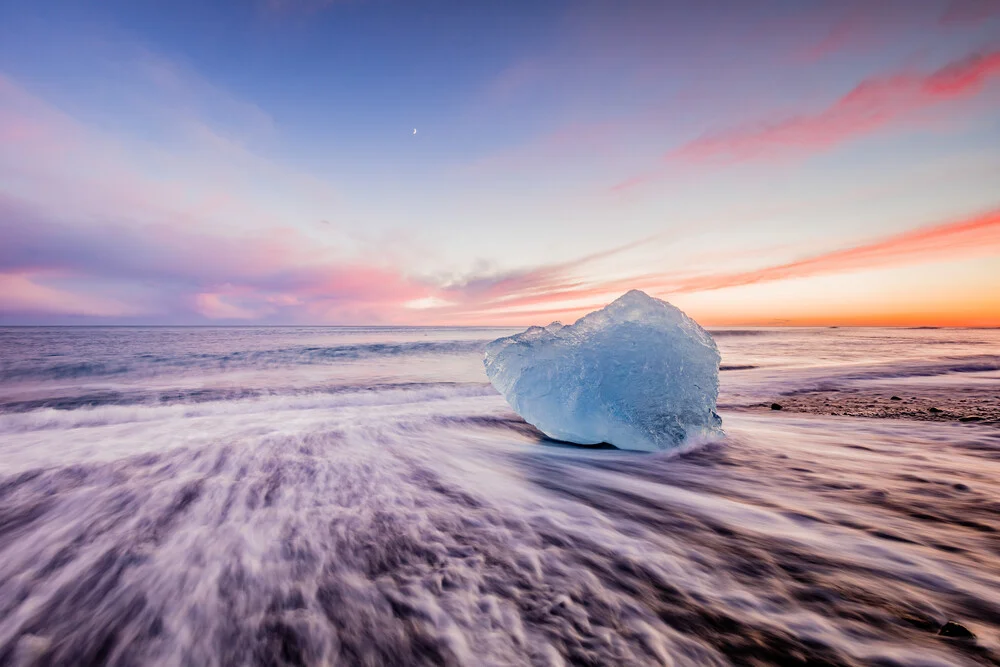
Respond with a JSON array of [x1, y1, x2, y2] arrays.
[[484, 290, 722, 451]]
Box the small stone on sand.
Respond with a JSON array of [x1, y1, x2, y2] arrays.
[[938, 621, 975, 639]]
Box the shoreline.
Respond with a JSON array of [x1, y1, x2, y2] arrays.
[[726, 388, 1000, 425]]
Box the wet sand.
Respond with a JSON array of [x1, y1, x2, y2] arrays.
[[737, 383, 1000, 425]]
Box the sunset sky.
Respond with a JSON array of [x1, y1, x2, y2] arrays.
[[1, 0, 999, 326]]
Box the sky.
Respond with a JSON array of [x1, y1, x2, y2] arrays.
[[1, 0, 999, 327]]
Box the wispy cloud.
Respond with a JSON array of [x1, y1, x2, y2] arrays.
[[652, 207, 1000, 294], [435, 206, 1000, 324], [0, 193, 432, 323], [0, 66, 426, 323], [261, 0, 355, 17], [439, 235, 658, 304], [671, 50, 1000, 165], [796, 4, 872, 63], [2, 9, 997, 326], [0, 272, 146, 319], [613, 49, 1000, 190], [940, 0, 1000, 24]]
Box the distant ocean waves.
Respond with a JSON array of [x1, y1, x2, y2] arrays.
[[0, 382, 495, 414], [830, 355, 1000, 382], [0, 339, 493, 382], [0, 384, 497, 436], [754, 354, 1000, 398]]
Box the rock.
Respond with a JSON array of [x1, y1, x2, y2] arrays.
[[770, 403, 783, 411], [483, 290, 722, 452], [928, 407, 942, 413], [938, 621, 975, 639], [890, 396, 902, 401]]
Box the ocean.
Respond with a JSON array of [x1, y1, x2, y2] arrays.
[[0, 326, 998, 666]]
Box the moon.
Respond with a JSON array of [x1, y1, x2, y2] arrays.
[[413, 128, 417, 135]]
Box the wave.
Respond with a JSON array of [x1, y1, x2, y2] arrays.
[[0, 339, 492, 382], [717, 354, 1000, 408], [0, 382, 492, 414], [708, 330, 769, 337], [0, 384, 499, 435], [1, 406, 997, 666], [834, 355, 1000, 382]]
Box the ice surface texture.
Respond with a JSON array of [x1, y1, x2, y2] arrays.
[[484, 290, 722, 451]]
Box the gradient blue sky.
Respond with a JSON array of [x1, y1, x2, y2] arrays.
[[2, 0, 999, 325]]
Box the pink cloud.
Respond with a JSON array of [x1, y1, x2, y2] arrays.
[[611, 49, 1000, 191], [922, 50, 1000, 96], [0, 272, 143, 318], [940, 0, 1000, 24], [648, 207, 1000, 294], [0, 70, 337, 238], [193, 293, 263, 320], [669, 50, 1000, 165], [783, 1, 947, 64], [0, 210, 436, 322], [0, 70, 425, 324], [797, 5, 871, 63]]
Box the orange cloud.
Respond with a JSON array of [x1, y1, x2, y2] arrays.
[[439, 207, 1000, 325], [656, 207, 1000, 294]]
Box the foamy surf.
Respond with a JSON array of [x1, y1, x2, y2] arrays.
[[0, 326, 998, 665]]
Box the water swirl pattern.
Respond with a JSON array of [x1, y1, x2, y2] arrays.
[[0, 325, 998, 666]]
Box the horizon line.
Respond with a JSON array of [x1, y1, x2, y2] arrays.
[[0, 323, 997, 330]]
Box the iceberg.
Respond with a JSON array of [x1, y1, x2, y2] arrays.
[[484, 290, 722, 451]]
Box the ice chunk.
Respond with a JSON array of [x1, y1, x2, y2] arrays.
[[484, 290, 722, 451]]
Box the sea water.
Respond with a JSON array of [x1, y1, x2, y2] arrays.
[[0, 326, 998, 665]]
